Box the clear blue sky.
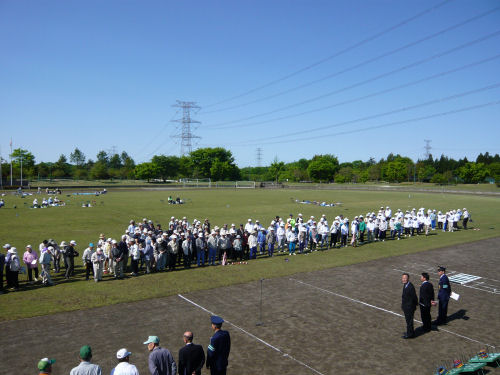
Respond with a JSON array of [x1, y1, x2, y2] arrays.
[[1, 0, 499, 167]]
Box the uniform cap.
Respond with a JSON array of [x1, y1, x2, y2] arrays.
[[438, 266, 446, 272], [211, 315, 224, 325]]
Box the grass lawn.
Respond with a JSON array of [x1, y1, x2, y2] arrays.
[[0, 188, 498, 321]]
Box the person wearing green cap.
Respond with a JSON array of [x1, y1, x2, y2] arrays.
[[144, 335, 176, 375], [70, 345, 102, 375], [37, 358, 55, 374]]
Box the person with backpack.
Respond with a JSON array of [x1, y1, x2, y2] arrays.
[[6, 247, 20, 290]]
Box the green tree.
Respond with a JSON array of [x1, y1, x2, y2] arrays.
[[10, 148, 35, 168], [52, 154, 72, 178], [384, 161, 407, 182], [334, 167, 353, 183], [187, 147, 239, 179], [134, 162, 160, 182], [268, 158, 285, 183], [151, 155, 180, 181], [96, 151, 109, 166], [90, 161, 110, 179], [457, 162, 489, 183], [69, 148, 86, 167], [307, 154, 339, 182], [108, 154, 122, 169]]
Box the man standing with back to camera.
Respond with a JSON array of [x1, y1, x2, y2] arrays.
[[401, 273, 418, 339], [419, 272, 436, 332], [207, 316, 230, 375]]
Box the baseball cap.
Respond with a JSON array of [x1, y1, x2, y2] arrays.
[[143, 335, 160, 345], [116, 348, 132, 359], [37, 358, 56, 371], [79, 345, 92, 360]]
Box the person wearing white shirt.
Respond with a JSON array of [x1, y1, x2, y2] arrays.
[[244, 219, 254, 233], [276, 224, 286, 253], [286, 227, 297, 255], [112, 349, 139, 375], [367, 219, 375, 242], [379, 218, 387, 241], [462, 208, 470, 229], [329, 220, 339, 248], [340, 220, 349, 247]]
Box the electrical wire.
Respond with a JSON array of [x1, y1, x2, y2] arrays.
[[201, 0, 453, 110], [208, 54, 500, 130], [205, 29, 500, 128], [203, 5, 500, 115], [231, 100, 500, 147]]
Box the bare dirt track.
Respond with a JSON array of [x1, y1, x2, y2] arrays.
[[2, 238, 499, 375]]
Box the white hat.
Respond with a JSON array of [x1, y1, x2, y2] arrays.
[[2, 243, 11, 249], [70, 240, 77, 245], [26, 244, 32, 249], [112, 240, 117, 244], [248, 218, 252, 222], [116, 348, 131, 359], [171, 235, 177, 239], [8, 247, 17, 253], [121, 235, 127, 239], [47, 246, 54, 251]]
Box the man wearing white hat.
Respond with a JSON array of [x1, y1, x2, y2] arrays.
[[5, 246, 20, 290], [64, 240, 79, 279], [112, 348, 139, 375]]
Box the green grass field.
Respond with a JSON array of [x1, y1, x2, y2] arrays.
[[0, 188, 498, 321]]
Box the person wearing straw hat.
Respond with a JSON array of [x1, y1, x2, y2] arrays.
[[37, 358, 55, 374], [111, 348, 139, 375]]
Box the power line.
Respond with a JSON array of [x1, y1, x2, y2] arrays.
[[205, 29, 500, 128], [208, 54, 500, 130], [236, 83, 500, 143], [203, 4, 499, 115], [172, 101, 201, 156], [201, 0, 453, 110], [234, 100, 500, 147]]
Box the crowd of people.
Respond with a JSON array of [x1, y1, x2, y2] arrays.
[[36, 315, 230, 375], [0, 205, 471, 291]]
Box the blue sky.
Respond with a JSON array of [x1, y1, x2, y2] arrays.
[[1, 0, 499, 167]]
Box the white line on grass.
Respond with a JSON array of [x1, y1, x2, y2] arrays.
[[290, 278, 495, 348], [177, 294, 326, 375]]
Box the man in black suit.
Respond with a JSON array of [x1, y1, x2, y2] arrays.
[[419, 272, 436, 332], [178, 331, 205, 375], [401, 273, 418, 339]]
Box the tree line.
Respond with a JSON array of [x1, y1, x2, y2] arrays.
[[1, 147, 499, 185]]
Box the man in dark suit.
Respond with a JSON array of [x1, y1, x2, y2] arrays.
[[401, 273, 418, 339], [178, 331, 205, 375], [419, 272, 436, 332]]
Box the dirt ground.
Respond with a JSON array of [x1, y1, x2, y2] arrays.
[[1, 237, 499, 375]]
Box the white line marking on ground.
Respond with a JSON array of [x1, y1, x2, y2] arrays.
[[177, 294, 326, 375], [392, 268, 500, 295], [290, 278, 495, 348]]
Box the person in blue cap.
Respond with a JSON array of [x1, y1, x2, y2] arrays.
[[207, 315, 231, 375], [144, 335, 177, 375], [435, 266, 451, 325]]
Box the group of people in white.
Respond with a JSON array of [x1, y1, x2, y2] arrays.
[[0, 206, 470, 291], [32, 196, 64, 208]]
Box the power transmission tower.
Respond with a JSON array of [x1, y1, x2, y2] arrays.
[[256, 147, 262, 167], [172, 101, 201, 156], [424, 139, 432, 159]]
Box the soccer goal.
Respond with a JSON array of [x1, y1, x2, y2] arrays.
[[180, 178, 212, 188], [235, 181, 256, 189]]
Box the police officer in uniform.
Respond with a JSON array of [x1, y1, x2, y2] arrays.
[[436, 266, 451, 325], [207, 316, 230, 375]]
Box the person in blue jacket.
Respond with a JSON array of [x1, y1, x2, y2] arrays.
[[207, 315, 230, 375], [436, 266, 451, 325]]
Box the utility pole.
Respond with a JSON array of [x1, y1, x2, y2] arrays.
[[172, 101, 201, 156], [424, 139, 432, 159], [256, 147, 262, 167]]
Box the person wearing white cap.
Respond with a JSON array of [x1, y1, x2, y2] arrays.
[[39, 247, 54, 286], [91, 248, 106, 282], [112, 348, 139, 375], [64, 241, 79, 279], [167, 235, 179, 271], [276, 223, 286, 253], [248, 230, 258, 259], [244, 219, 253, 233], [340, 220, 349, 247], [5, 247, 20, 290], [23, 244, 39, 283], [462, 208, 470, 229]]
